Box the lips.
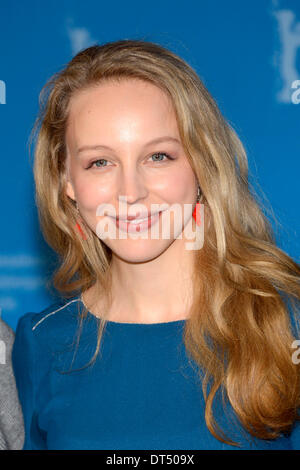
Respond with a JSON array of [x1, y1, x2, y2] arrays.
[[121, 216, 151, 224], [116, 212, 159, 221], [113, 211, 163, 233]]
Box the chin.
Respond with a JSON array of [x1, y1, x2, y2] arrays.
[[104, 238, 174, 264]]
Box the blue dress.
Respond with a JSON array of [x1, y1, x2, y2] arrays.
[[12, 296, 300, 450]]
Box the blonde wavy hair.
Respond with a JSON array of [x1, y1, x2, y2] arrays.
[[30, 39, 300, 447]]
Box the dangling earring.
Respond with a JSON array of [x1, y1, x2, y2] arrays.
[[192, 185, 202, 226], [74, 202, 87, 240]]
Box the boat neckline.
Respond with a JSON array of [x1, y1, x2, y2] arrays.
[[78, 295, 187, 326]]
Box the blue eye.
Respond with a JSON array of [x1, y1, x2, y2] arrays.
[[150, 152, 174, 163], [87, 152, 174, 170], [87, 159, 110, 169]]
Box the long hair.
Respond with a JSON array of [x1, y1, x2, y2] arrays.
[[29, 39, 300, 446]]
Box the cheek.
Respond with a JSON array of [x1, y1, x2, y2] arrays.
[[75, 176, 112, 212], [162, 167, 196, 202]]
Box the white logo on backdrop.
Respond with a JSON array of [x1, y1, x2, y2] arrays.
[[272, 8, 300, 103], [66, 18, 98, 56], [0, 254, 47, 326]]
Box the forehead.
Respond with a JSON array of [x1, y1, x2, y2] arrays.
[[68, 78, 172, 109], [65, 79, 177, 137]]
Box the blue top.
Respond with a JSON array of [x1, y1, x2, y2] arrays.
[[12, 296, 300, 450]]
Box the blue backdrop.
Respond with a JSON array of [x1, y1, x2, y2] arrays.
[[0, 0, 299, 330]]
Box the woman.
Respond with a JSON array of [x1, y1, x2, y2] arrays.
[[12, 39, 300, 450]]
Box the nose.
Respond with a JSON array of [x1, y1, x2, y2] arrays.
[[117, 169, 148, 205]]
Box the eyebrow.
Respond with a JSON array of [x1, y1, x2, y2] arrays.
[[77, 136, 181, 154]]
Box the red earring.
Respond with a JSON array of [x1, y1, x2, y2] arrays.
[[74, 202, 87, 240], [192, 186, 202, 226], [75, 221, 87, 240]]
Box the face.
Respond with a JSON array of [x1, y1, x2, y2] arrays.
[[65, 78, 198, 262]]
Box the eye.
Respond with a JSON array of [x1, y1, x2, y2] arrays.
[[149, 152, 174, 163], [86, 159, 111, 169], [86, 152, 175, 170]]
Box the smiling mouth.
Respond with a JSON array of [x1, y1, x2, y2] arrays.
[[116, 214, 159, 223], [119, 217, 151, 224], [112, 211, 163, 233], [115, 212, 161, 222]]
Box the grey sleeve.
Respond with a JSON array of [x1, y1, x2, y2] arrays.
[[0, 319, 25, 450]]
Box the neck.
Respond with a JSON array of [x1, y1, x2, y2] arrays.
[[84, 237, 196, 324]]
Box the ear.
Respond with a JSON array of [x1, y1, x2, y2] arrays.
[[64, 157, 76, 201], [65, 180, 75, 201]]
